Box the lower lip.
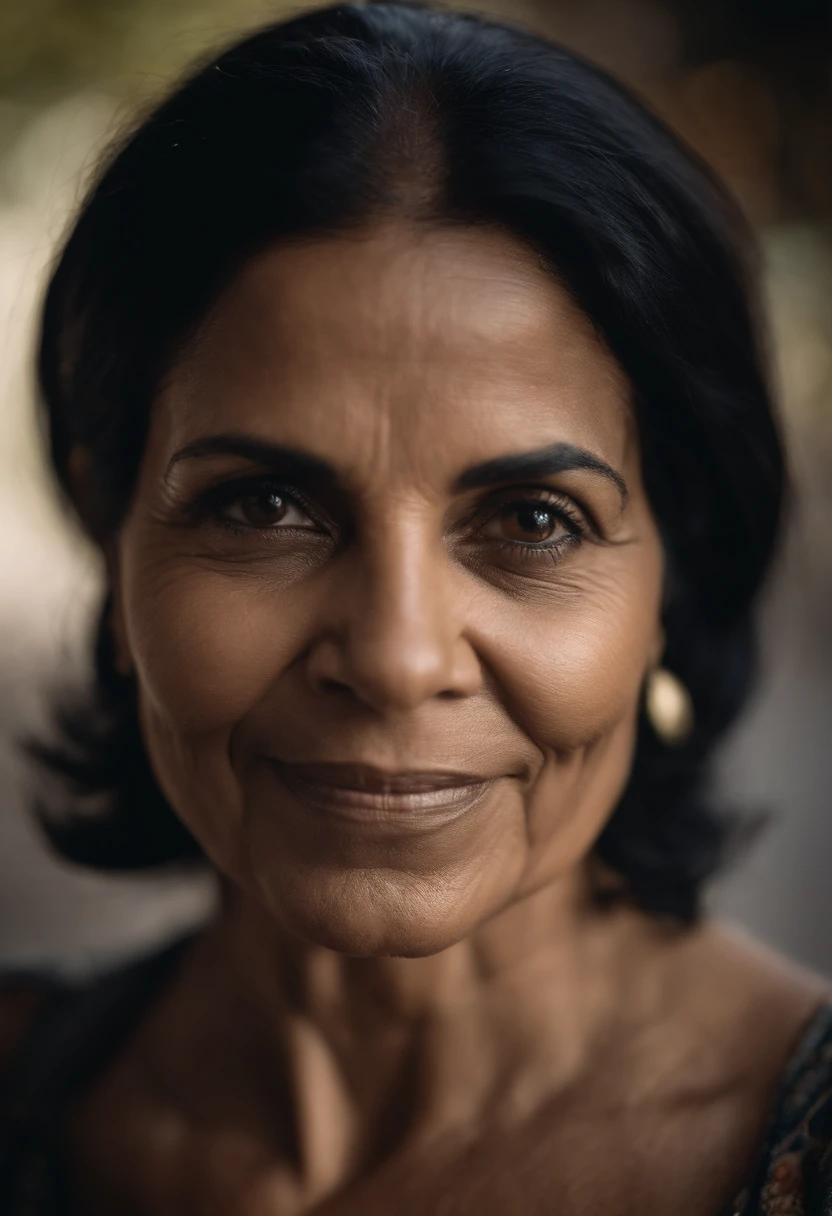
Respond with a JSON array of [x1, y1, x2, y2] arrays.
[[272, 765, 494, 826]]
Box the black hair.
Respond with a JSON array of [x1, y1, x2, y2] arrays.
[[31, 0, 785, 920]]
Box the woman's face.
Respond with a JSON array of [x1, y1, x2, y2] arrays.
[[112, 223, 664, 956]]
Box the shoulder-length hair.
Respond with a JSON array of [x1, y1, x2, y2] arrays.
[[31, 1, 784, 921]]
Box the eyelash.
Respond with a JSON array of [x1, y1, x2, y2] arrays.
[[471, 492, 588, 563], [187, 477, 323, 531], [187, 476, 590, 563]]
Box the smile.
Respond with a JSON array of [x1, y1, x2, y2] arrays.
[[271, 761, 495, 822]]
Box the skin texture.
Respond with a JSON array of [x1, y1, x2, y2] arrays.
[[114, 222, 664, 957], [41, 223, 832, 1213]]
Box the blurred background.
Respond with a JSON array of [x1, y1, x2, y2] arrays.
[[1, 0, 830, 977]]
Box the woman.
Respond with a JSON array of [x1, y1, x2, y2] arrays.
[[2, 2, 830, 1212]]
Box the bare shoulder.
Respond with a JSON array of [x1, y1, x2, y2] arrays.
[[661, 919, 831, 1086], [676, 920, 829, 1007]]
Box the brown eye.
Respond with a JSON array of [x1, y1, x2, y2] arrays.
[[235, 490, 288, 527], [223, 489, 314, 530], [485, 501, 567, 545]]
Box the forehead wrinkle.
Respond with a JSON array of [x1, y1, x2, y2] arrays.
[[168, 222, 619, 399], [208, 225, 570, 366], [156, 335, 633, 496], [153, 224, 637, 501], [378, 246, 542, 354]]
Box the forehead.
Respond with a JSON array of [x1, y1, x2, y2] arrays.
[[160, 223, 633, 482]]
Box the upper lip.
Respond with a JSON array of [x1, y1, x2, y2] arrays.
[[272, 761, 490, 792]]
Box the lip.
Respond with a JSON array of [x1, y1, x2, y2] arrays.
[[278, 762, 490, 792], [271, 761, 494, 822]]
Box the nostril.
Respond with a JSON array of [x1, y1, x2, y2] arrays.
[[321, 676, 353, 696]]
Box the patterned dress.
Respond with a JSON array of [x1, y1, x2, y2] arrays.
[[725, 1001, 832, 1216], [2, 936, 832, 1214]]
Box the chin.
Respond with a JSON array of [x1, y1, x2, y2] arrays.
[[256, 869, 487, 959], [302, 924, 463, 960]]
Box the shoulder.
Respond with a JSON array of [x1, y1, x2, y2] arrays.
[[672, 923, 832, 1215], [669, 922, 832, 1115], [665, 921, 831, 1044], [732, 999, 832, 1215], [0, 976, 64, 1081]]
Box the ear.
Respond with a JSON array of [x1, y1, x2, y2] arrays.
[[68, 446, 134, 678]]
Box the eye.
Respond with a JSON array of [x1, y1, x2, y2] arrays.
[[207, 481, 321, 531], [226, 490, 314, 529], [479, 497, 578, 547]]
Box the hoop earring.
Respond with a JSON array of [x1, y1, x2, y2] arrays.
[[645, 667, 693, 746]]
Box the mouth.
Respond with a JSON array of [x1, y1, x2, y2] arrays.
[[270, 761, 495, 822]]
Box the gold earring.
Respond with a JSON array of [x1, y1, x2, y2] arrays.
[[645, 667, 693, 746]]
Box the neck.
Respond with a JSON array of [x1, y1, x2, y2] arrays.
[[219, 866, 593, 1013], [148, 870, 670, 1200]]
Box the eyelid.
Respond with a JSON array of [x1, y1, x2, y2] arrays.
[[466, 485, 596, 537], [187, 475, 603, 548], [186, 474, 327, 529]]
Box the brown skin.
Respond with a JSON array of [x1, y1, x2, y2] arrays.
[[116, 222, 662, 958], [15, 223, 829, 1212]]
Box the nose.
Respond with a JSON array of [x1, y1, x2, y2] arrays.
[[305, 523, 482, 714]]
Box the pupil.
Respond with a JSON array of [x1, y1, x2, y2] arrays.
[[245, 491, 285, 525], [516, 505, 553, 538]]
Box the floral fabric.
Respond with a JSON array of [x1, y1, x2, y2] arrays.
[[726, 1002, 832, 1216]]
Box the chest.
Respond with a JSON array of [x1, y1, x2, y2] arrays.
[[307, 1113, 747, 1216], [68, 1097, 753, 1216]]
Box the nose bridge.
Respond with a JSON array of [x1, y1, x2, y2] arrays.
[[318, 508, 479, 712]]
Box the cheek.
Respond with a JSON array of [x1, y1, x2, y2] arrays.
[[120, 555, 308, 733], [121, 544, 334, 889], [479, 563, 662, 752], [471, 552, 662, 885]]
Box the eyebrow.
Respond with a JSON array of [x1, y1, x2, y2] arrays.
[[166, 435, 337, 486], [453, 441, 629, 504], [167, 434, 628, 504]]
